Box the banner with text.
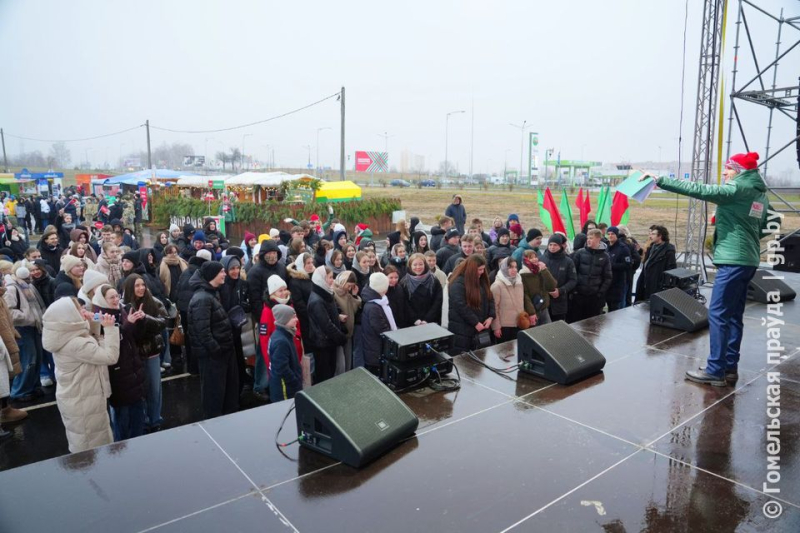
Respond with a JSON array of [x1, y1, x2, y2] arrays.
[[355, 151, 388, 173]]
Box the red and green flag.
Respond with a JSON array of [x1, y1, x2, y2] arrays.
[[575, 188, 591, 228], [611, 191, 630, 226], [537, 189, 552, 231], [560, 188, 575, 240], [542, 187, 567, 235], [596, 185, 612, 225]]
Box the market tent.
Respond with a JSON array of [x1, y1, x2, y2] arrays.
[[176, 175, 232, 188], [103, 169, 196, 185], [315, 180, 362, 202], [227, 171, 292, 187]]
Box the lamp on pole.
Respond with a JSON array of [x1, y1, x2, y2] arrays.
[[445, 110, 465, 180], [242, 134, 253, 170], [509, 120, 528, 182], [316, 127, 331, 176]]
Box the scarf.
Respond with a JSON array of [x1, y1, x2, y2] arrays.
[[372, 295, 397, 331], [276, 322, 297, 335], [271, 295, 291, 305], [311, 266, 333, 294], [12, 278, 45, 330], [522, 258, 540, 274], [405, 270, 434, 296], [162, 254, 182, 267], [497, 260, 517, 286]]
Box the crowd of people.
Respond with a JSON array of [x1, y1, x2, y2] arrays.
[[0, 188, 680, 454]]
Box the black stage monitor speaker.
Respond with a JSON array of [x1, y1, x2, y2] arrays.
[[773, 234, 800, 273], [748, 269, 797, 303], [650, 287, 709, 332], [294, 367, 419, 468], [517, 321, 606, 385]]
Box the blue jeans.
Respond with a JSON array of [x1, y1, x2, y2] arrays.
[[11, 326, 43, 399], [143, 355, 163, 428], [159, 330, 171, 366], [253, 343, 268, 394], [40, 349, 55, 383], [110, 398, 146, 441], [706, 265, 757, 377]]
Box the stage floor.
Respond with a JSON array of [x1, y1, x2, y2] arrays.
[[1, 272, 799, 532]]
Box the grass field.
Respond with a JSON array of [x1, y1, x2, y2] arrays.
[[361, 185, 800, 248]]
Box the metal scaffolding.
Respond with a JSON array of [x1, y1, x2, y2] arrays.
[[684, 0, 726, 277]]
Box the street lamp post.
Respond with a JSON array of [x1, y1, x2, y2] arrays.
[[303, 145, 312, 169], [242, 134, 253, 170], [509, 121, 528, 184], [316, 127, 331, 176], [445, 110, 465, 180]]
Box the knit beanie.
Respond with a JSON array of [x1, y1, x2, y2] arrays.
[[269, 228, 280, 239], [497, 227, 510, 239], [192, 230, 206, 243], [445, 228, 460, 241], [60, 254, 83, 273], [369, 272, 389, 296], [169, 223, 180, 234], [200, 261, 224, 282], [224, 246, 245, 260], [243, 231, 256, 244], [509, 223, 523, 237], [196, 249, 213, 262], [82, 269, 108, 293], [272, 304, 296, 328], [267, 274, 287, 296], [121, 251, 140, 266], [606, 226, 620, 236], [726, 152, 759, 171], [526, 228, 542, 242], [548, 234, 566, 245], [15, 266, 30, 280]]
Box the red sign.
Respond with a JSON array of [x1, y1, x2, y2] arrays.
[[355, 151, 373, 172], [208, 180, 214, 188], [138, 185, 148, 212]]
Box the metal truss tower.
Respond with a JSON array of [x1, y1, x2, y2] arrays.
[[684, 0, 726, 277]]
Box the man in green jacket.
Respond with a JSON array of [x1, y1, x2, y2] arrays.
[[643, 152, 769, 386]]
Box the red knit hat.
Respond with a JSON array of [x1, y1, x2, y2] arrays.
[[310, 214, 320, 222], [356, 223, 369, 231], [726, 152, 759, 171]]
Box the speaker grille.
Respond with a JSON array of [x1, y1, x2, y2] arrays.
[[749, 269, 797, 303], [302, 369, 415, 450], [654, 288, 707, 320], [522, 321, 595, 375]]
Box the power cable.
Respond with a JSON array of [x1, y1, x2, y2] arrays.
[[4, 124, 145, 144], [150, 92, 341, 134]]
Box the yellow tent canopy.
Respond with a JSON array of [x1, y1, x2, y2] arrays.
[[315, 180, 362, 203]]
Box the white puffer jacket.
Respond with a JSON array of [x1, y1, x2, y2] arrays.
[[42, 297, 120, 453]]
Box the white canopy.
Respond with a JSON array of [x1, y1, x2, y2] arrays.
[[226, 171, 296, 187], [175, 174, 232, 187]]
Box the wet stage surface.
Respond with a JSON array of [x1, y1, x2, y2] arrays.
[[1, 272, 799, 531]]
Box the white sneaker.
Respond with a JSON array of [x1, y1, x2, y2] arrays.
[[41, 377, 54, 387], [162, 362, 172, 369]]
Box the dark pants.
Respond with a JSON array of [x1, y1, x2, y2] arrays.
[[199, 354, 240, 419], [571, 293, 605, 322], [312, 346, 337, 384], [550, 313, 567, 323], [111, 398, 146, 441], [181, 313, 199, 375], [495, 327, 518, 344]]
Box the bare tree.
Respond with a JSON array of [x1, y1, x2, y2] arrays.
[[50, 142, 71, 168], [229, 148, 241, 172], [216, 151, 229, 171]]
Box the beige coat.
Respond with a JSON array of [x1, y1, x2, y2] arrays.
[[42, 297, 120, 453], [3, 277, 43, 329], [333, 286, 362, 338], [490, 272, 526, 331], [0, 288, 21, 377]]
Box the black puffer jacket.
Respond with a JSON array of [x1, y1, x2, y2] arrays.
[[540, 249, 577, 317], [306, 284, 347, 349], [187, 270, 234, 359], [247, 241, 287, 320], [287, 264, 313, 347], [573, 244, 612, 296], [104, 309, 145, 407], [436, 244, 459, 270], [128, 299, 167, 358], [486, 243, 515, 271], [430, 225, 446, 251], [53, 271, 79, 298], [358, 285, 392, 367], [176, 256, 206, 313], [400, 273, 442, 325], [448, 275, 494, 350], [32, 271, 57, 308], [606, 239, 632, 301]]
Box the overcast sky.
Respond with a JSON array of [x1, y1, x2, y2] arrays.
[[1, 0, 798, 179]]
